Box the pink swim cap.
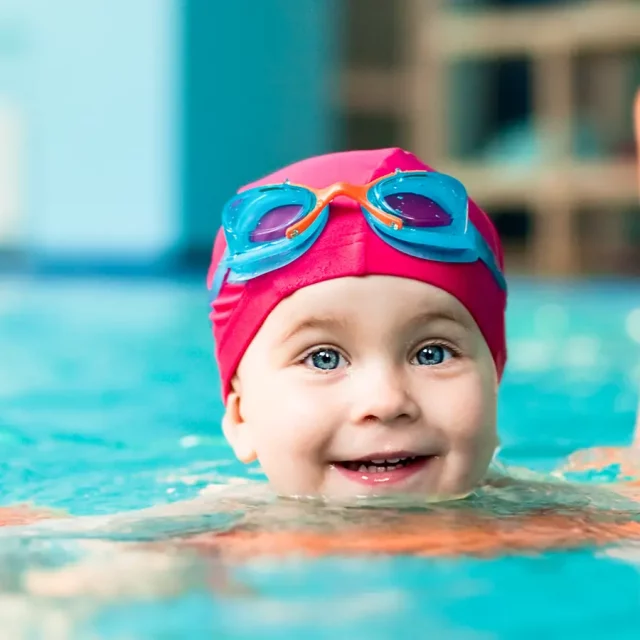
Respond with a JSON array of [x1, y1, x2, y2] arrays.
[[208, 148, 507, 399]]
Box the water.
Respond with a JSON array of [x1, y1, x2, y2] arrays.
[[1, 274, 640, 639]]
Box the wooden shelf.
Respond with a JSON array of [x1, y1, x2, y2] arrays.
[[426, 1, 640, 59], [340, 69, 406, 116], [439, 159, 639, 209], [341, 0, 640, 276], [341, 1, 640, 115]]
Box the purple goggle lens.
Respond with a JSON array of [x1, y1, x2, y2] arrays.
[[249, 204, 306, 242], [382, 193, 452, 228]]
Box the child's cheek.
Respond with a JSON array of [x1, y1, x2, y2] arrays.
[[429, 375, 495, 442], [266, 391, 339, 465]]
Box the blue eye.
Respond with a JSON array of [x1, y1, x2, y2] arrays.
[[304, 348, 346, 371], [413, 344, 453, 366]]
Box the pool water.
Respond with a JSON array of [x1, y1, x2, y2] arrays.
[[1, 275, 640, 639]]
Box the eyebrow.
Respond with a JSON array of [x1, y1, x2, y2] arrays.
[[280, 316, 350, 344], [407, 309, 470, 330]]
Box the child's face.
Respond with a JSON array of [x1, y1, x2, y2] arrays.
[[223, 275, 498, 501]]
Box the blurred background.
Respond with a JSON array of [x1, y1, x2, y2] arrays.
[[0, 0, 638, 278], [1, 6, 640, 634]]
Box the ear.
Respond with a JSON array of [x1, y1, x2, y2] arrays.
[[221, 379, 257, 464]]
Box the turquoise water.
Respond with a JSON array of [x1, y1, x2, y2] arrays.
[[1, 275, 640, 638]]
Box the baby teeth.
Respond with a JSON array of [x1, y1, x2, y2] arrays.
[[370, 457, 408, 465], [344, 456, 420, 473], [357, 463, 402, 473]]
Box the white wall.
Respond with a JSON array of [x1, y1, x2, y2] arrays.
[[21, 0, 180, 260], [0, 0, 28, 247], [0, 101, 23, 245]]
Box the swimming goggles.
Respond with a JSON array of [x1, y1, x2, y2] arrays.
[[210, 170, 506, 299]]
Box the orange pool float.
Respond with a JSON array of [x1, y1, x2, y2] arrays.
[[177, 503, 640, 562], [0, 505, 55, 526]]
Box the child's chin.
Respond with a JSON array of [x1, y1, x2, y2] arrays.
[[320, 468, 480, 505]]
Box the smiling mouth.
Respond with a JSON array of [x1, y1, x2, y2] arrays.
[[336, 455, 428, 474]]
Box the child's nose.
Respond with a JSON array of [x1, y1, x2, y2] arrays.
[[348, 365, 420, 426]]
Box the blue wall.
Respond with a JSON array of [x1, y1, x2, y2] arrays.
[[181, 0, 341, 256]]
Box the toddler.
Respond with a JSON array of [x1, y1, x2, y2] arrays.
[[208, 147, 507, 502]]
